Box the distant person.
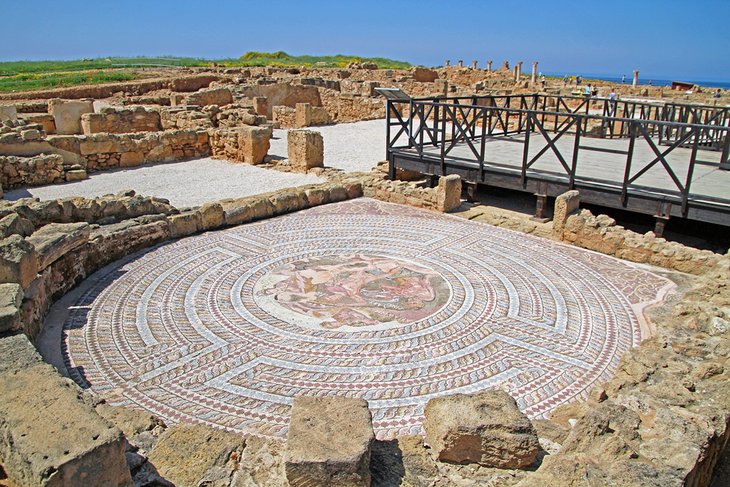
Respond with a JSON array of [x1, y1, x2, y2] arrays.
[[584, 84, 591, 96], [714, 88, 722, 98], [563, 74, 569, 85], [576, 75, 582, 85], [540, 74, 546, 87], [621, 74, 626, 84]]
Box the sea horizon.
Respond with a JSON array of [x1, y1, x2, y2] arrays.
[[544, 72, 730, 90]]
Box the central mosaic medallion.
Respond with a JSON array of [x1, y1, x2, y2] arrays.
[[254, 254, 451, 331], [59, 199, 673, 440]]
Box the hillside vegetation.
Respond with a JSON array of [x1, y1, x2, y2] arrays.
[[0, 52, 411, 92]]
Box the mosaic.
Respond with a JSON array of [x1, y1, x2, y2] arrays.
[[61, 198, 673, 440]]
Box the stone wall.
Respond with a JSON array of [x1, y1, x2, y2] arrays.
[[181, 87, 233, 107], [78, 130, 210, 170], [0, 154, 65, 189], [81, 106, 162, 134], [555, 202, 722, 275], [272, 105, 296, 128], [208, 126, 271, 164]]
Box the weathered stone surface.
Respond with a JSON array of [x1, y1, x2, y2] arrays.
[[0, 212, 35, 238], [27, 222, 90, 270], [423, 390, 540, 468], [0, 283, 23, 333], [81, 106, 161, 134], [436, 174, 462, 212], [147, 423, 244, 487], [199, 202, 225, 230], [0, 234, 38, 287], [288, 129, 324, 171], [233, 436, 287, 487], [295, 102, 312, 128], [0, 104, 18, 123], [553, 189, 580, 239], [94, 403, 165, 444], [184, 87, 233, 107], [412, 67, 438, 82], [209, 126, 271, 164], [0, 354, 132, 486], [285, 396, 374, 486], [169, 210, 202, 237], [48, 99, 94, 135], [0, 154, 65, 189]]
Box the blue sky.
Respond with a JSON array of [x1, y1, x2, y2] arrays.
[[2, 0, 729, 81]]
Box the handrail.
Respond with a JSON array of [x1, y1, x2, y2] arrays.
[[384, 94, 730, 218]]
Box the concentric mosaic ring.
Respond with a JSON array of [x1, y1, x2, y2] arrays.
[[61, 199, 673, 439]]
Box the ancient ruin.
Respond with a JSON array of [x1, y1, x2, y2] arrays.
[[0, 61, 727, 487]]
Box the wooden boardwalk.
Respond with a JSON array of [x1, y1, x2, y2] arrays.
[[386, 95, 730, 227]]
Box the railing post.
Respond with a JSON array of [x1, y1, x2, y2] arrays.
[[385, 100, 392, 161], [682, 126, 700, 217], [432, 103, 439, 146], [570, 115, 581, 189], [720, 127, 730, 170], [521, 113, 532, 187], [622, 121, 637, 206], [408, 98, 414, 148]]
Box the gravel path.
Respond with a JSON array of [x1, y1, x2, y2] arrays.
[[270, 118, 386, 173], [5, 119, 386, 208]]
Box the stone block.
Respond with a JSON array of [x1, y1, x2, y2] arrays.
[[436, 174, 462, 212], [552, 190, 580, 239], [184, 87, 233, 107], [147, 423, 245, 487], [423, 390, 539, 469], [26, 222, 90, 270], [288, 130, 324, 171], [48, 99, 94, 135], [239, 126, 271, 164], [234, 435, 287, 486], [412, 67, 438, 82], [169, 211, 202, 238], [0, 360, 132, 486], [199, 202, 225, 230], [0, 213, 35, 238], [223, 202, 255, 226], [65, 169, 88, 181], [295, 102, 312, 128], [0, 234, 38, 288], [0, 105, 18, 123], [285, 396, 374, 486], [254, 96, 269, 116], [0, 283, 23, 333], [119, 151, 144, 167]]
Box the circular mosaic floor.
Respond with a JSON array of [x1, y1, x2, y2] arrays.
[[61, 198, 673, 439]]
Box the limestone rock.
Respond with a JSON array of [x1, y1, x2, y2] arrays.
[[65, 169, 88, 181], [423, 390, 539, 469], [0, 361, 132, 487], [27, 222, 90, 270], [288, 129, 324, 171], [147, 423, 245, 487], [0, 212, 35, 238], [552, 189, 580, 239], [233, 436, 287, 487], [0, 283, 23, 333], [169, 210, 202, 238], [0, 234, 38, 287], [48, 99, 94, 135], [199, 202, 225, 231], [285, 395, 374, 486], [436, 174, 462, 212], [94, 402, 166, 441]]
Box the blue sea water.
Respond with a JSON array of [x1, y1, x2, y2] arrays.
[[544, 73, 730, 90]]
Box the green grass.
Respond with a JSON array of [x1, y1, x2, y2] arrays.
[[0, 71, 137, 92], [0, 52, 411, 92]]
